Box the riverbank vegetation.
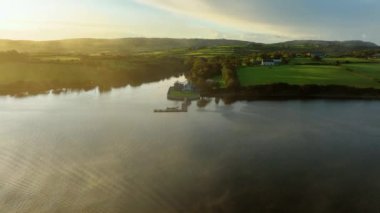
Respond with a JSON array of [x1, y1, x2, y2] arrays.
[[1, 38, 380, 99], [186, 56, 241, 90], [185, 51, 380, 101], [0, 53, 186, 97]]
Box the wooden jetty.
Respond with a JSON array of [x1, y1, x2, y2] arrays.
[[154, 99, 190, 113]]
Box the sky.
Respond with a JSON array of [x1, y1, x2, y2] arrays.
[[0, 0, 379, 44]]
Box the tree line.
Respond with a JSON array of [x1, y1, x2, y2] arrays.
[[185, 56, 241, 90], [0, 50, 28, 61]]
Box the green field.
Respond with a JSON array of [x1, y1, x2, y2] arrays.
[[186, 46, 237, 57], [38, 56, 81, 62], [138, 46, 241, 58], [237, 64, 380, 89], [184, 45, 256, 58], [289, 57, 380, 65], [167, 88, 200, 100], [343, 64, 380, 80]]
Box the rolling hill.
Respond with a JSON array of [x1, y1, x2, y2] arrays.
[[0, 38, 378, 55], [254, 40, 379, 53], [0, 38, 251, 54]]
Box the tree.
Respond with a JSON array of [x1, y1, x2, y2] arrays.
[[222, 63, 240, 89], [226, 78, 240, 89], [189, 57, 223, 81], [188, 56, 241, 90], [0, 50, 28, 62]]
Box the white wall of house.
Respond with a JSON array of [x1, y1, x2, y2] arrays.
[[261, 60, 275, 66]]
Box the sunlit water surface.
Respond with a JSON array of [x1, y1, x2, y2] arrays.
[[1, 76, 380, 213]]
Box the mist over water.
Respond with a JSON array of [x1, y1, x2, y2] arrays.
[[1, 76, 380, 212]]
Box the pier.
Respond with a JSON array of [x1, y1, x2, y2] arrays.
[[154, 99, 190, 113]]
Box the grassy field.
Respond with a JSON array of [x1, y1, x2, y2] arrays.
[[185, 46, 238, 57], [137, 46, 239, 58], [289, 57, 380, 65], [343, 64, 380, 80], [184, 45, 257, 58], [38, 56, 81, 62], [237, 64, 380, 89]]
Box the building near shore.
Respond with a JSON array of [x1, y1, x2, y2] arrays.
[[174, 81, 195, 92], [261, 58, 282, 66], [168, 81, 200, 101], [261, 59, 275, 66]]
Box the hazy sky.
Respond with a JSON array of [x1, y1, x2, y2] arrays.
[[1, 0, 379, 43]]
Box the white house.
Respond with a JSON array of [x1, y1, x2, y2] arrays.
[[261, 59, 275, 66], [174, 81, 195, 92], [183, 83, 194, 92], [261, 58, 282, 66]]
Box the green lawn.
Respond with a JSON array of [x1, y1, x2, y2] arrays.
[[343, 64, 380, 80], [38, 56, 81, 62], [289, 57, 379, 65], [186, 46, 241, 57], [237, 64, 380, 89], [325, 57, 377, 63], [167, 89, 200, 100]]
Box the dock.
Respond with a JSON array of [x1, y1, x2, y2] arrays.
[[154, 99, 190, 113]]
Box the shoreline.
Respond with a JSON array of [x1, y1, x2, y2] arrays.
[[201, 83, 380, 102]]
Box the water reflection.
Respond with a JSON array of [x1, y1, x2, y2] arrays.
[[0, 60, 183, 98], [197, 98, 212, 108], [1, 76, 380, 212]]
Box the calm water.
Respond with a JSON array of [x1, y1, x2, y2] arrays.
[[1, 76, 380, 213]]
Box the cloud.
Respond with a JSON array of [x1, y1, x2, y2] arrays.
[[135, 0, 300, 39], [1, 0, 379, 43], [135, 0, 380, 43]]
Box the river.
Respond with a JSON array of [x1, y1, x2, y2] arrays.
[[0, 76, 380, 212]]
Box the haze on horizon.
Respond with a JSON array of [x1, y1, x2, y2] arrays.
[[1, 0, 379, 44]]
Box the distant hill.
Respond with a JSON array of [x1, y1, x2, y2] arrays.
[[0, 38, 251, 54], [278, 40, 377, 47], [0, 38, 377, 55], [257, 40, 379, 53]]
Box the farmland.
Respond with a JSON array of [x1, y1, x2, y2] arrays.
[[237, 63, 380, 89], [1, 38, 380, 99], [289, 57, 380, 65]]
